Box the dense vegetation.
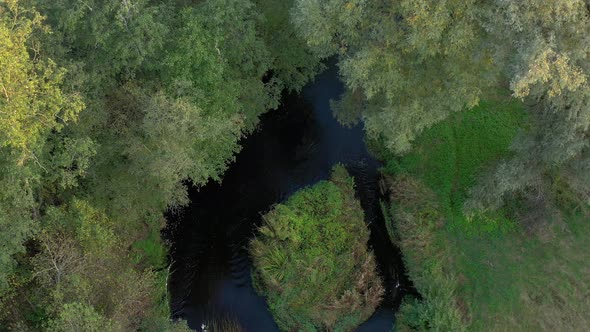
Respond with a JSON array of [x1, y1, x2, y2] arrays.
[[292, 0, 590, 210], [1, 0, 589, 330], [251, 166, 383, 332], [0, 0, 320, 330], [289, 3, 590, 328]]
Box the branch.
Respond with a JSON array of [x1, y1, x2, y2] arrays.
[[41, 239, 62, 285], [31, 151, 47, 172], [78, 0, 93, 11], [1, 83, 9, 102]]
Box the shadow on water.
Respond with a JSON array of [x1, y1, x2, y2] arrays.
[[164, 63, 416, 331]]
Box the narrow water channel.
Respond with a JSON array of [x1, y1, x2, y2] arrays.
[[165, 64, 413, 331]]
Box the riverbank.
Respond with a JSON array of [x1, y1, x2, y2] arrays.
[[165, 64, 407, 331], [376, 100, 590, 330]]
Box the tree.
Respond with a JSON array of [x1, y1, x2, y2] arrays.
[[0, 0, 83, 154], [291, 0, 495, 153], [29, 200, 160, 331], [0, 0, 82, 292], [161, 0, 281, 130], [1, 0, 324, 329], [466, 1, 590, 211], [292, 0, 590, 211], [46, 302, 118, 332], [254, 0, 324, 92], [33, 0, 168, 96]]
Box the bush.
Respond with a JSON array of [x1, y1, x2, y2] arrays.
[[28, 200, 160, 331], [251, 165, 383, 331], [46, 302, 117, 332], [385, 175, 467, 331]]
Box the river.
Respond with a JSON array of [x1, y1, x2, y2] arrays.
[[164, 63, 413, 331]]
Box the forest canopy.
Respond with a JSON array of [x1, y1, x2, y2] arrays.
[[0, 0, 320, 329], [1, 0, 589, 331], [292, 0, 590, 211]]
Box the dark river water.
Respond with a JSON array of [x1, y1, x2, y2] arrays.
[[164, 64, 413, 331]]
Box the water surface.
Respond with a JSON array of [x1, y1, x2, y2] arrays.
[[165, 64, 413, 331]]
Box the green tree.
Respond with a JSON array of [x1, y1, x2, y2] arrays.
[[28, 200, 160, 330], [33, 0, 168, 96], [1, 0, 323, 329], [0, 0, 83, 154], [46, 302, 192, 332], [291, 0, 495, 153], [0, 0, 82, 292], [255, 0, 324, 92], [161, 0, 281, 130], [466, 1, 590, 211], [46, 302, 118, 332], [292, 0, 590, 212]]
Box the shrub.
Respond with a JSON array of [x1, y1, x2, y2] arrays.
[[251, 165, 383, 331], [385, 175, 467, 331]]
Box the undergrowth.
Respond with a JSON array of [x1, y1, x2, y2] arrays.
[[377, 100, 590, 330]]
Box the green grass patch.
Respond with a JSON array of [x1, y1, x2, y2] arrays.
[[378, 100, 590, 330], [131, 220, 167, 269], [382, 99, 525, 235]]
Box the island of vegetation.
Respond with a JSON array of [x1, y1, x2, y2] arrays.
[[251, 166, 384, 332]]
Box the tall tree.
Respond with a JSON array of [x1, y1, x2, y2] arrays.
[[2, 0, 324, 329], [0, 0, 83, 292], [466, 1, 590, 211], [255, 0, 324, 92], [291, 0, 496, 153]]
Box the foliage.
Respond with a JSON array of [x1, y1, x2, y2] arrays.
[[465, 1, 590, 212], [384, 176, 466, 331], [254, 0, 324, 92], [28, 200, 157, 330], [45, 302, 193, 332], [292, 1, 590, 211], [161, 0, 280, 131], [292, 0, 495, 153], [251, 165, 383, 331], [33, 0, 169, 95], [0, 151, 37, 293], [377, 101, 523, 330], [0, 0, 322, 330], [45, 302, 118, 332], [0, 0, 83, 294], [0, 0, 83, 153], [379, 100, 526, 234], [3, 0, 587, 330]]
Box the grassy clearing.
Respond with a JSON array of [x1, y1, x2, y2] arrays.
[[378, 100, 590, 330], [380, 99, 526, 234], [131, 220, 168, 269]]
